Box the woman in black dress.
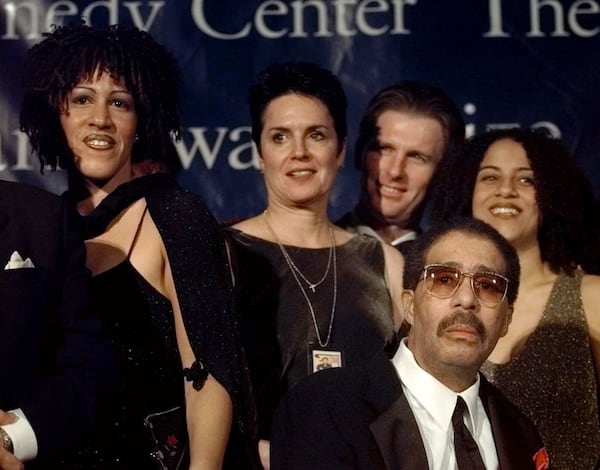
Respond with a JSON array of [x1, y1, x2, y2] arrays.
[[226, 62, 405, 469], [20, 23, 256, 469]]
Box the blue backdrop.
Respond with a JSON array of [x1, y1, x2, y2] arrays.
[[1, 0, 599, 222]]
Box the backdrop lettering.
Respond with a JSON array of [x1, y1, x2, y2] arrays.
[[1, 0, 598, 222]]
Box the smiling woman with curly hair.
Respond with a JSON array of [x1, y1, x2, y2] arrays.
[[430, 127, 600, 469]]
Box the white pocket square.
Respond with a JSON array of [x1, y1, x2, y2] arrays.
[[4, 251, 35, 270]]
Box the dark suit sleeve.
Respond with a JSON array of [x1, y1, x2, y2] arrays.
[[21, 197, 115, 459], [271, 369, 364, 470], [481, 377, 551, 470]]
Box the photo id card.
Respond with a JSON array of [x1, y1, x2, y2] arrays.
[[309, 346, 343, 374]]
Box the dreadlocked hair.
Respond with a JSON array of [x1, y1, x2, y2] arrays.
[[20, 21, 182, 174]]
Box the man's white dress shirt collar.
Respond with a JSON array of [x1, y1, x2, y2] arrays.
[[390, 339, 498, 469], [348, 223, 417, 247]]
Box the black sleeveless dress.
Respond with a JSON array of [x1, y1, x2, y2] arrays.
[[226, 229, 397, 439], [59, 174, 257, 469], [60, 260, 183, 468]]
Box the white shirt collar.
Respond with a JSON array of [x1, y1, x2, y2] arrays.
[[391, 339, 482, 434], [350, 223, 417, 247]]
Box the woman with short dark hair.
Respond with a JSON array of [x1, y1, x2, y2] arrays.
[[226, 62, 405, 468]]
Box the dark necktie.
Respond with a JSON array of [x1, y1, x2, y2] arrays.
[[452, 396, 486, 470]]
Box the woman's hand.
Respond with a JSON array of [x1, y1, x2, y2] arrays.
[[0, 412, 22, 470], [0, 448, 23, 470]]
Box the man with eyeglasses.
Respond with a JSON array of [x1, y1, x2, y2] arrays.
[[271, 217, 549, 470]]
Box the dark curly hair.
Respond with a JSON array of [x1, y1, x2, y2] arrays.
[[430, 127, 599, 275], [20, 22, 182, 174], [247, 62, 347, 153]]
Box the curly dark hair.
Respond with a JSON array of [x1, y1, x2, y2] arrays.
[[247, 62, 347, 153], [430, 127, 599, 275], [20, 22, 182, 174], [403, 217, 520, 304]]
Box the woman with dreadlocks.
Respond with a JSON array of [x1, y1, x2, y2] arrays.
[[20, 23, 257, 469]]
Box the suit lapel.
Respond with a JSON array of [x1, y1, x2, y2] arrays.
[[0, 183, 14, 241], [370, 394, 429, 469], [0, 208, 9, 236], [363, 355, 429, 469], [0, 208, 11, 262], [480, 375, 531, 469]]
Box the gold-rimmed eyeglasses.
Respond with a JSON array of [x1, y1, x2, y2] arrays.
[[421, 264, 509, 306]]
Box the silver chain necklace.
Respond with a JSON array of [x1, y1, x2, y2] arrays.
[[264, 211, 338, 347], [263, 211, 334, 293]]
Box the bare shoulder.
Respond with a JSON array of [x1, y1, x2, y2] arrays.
[[381, 242, 405, 272], [581, 272, 600, 287], [129, 207, 168, 294], [381, 242, 405, 293], [86, 198, 148, 275], [581, 273, 600, 321], [381, 242, 405, 328], [103, 198, 147, 237], [581, 274, 600, 373], [331, 225, 354, 244], [231, 215, 265, 237], [581, 273, 600, 302]]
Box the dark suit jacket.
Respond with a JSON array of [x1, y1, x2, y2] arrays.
[[0, 181, 113, 466], [272, 351, 548, 469]]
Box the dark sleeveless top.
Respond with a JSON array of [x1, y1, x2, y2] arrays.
[[61, 174, 257, 469], [61, 260, 183, 468], [480, 271, 600, 470], [226, 229, 396, 438]]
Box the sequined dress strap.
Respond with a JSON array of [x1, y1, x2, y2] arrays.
[[480, 271, 600, 469]]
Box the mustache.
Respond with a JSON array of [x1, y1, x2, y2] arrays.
[[437, 310, 485, 339]]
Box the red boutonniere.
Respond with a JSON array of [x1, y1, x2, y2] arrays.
[[533, 447, 549, 470], [167, 434, 179, 447]]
